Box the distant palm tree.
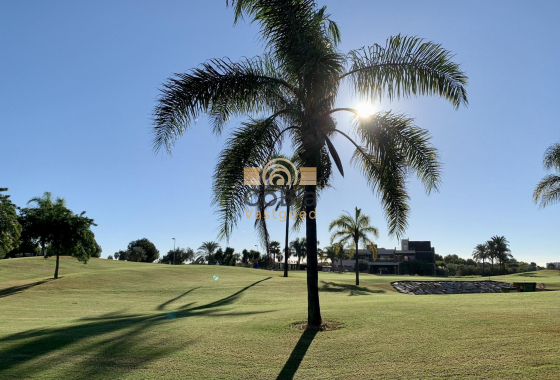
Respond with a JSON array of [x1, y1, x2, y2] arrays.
[[329, 207, 379, 285], [533, 142, 560, 208], [472, 243, 489, 275], [490, 236, 511, 275], [290, 237, 307, 270], [317, 247, 326, 266], [197, 241, 220, 264], [270, 240, 281, 266], [487, 240, 497, 275], [152, 1, 467, 327], [333, 242, 350, 272], [324, 245, 337, 272]]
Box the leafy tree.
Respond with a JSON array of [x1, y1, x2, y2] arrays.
[[161, 247, 195, 264], [107, 255, 114, 260], [128, 238, 159, 263], [19, 192, 98, 278], [92, 243, 102, 258], [533, 142, 560, 207], [152, 1, 467, 326], [0, 188, 21, 258], [547, 263, 556, 270], [290, 237, 307, 269], [329, 207, 379, 285]]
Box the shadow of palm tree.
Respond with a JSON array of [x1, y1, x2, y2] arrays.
[[0, 277, 272, 379], [276, 328, 318, 380], [320, 281, 385, 296], [0, 279, 54, 299], [156, 286, 201, 310]]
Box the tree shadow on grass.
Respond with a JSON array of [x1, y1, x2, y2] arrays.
[[0, 279, 54, 299], [320, 281, 385, 296], [156, 286, 201, 310], [0, 277, 272, 379], [276, 328, 318, 380]]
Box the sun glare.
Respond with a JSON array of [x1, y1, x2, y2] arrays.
[[356, 103, 375, 118]]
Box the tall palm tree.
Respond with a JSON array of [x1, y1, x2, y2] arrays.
[[490, 236, 511, 275], [152, 1, 467, 327], [290, 237, 307, 270], [534, 142, 560, 208], [197, 241, 220, 264], [472, 243, 488, 276], [486, 240, 496, 275], [329, 207, 379, 285]]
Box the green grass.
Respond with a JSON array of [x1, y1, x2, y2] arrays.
[[1, 258, 560, 379]]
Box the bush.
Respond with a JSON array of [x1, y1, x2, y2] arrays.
[[399, 260, 435, 276]]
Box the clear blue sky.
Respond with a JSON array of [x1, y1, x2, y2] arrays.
[[1, 0, 559, 264]]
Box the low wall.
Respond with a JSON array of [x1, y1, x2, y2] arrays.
[[392, 280, 513, 295]]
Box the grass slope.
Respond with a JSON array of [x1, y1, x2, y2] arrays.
[[1, 257, 559, 379]]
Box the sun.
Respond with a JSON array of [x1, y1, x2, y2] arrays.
[[356, 103, 375, 118]]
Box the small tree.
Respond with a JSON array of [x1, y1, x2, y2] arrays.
[[270, 241, 281, 267], [290, 237, 307, 270], [19, 192, 98, 279], [107, 255, 114, 260], [127, 238, 159, 263], [329, 207, 379, 285]]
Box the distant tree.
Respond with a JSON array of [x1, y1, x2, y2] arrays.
[[324, 245, 337, 272], [290, 237, 307, 270], [197, 241, 220, 264], [547, 263, 556, 270], [472, 243, 489, 275], [529, 262, 537, 271], [490, 236, 511, 275], [107, 255, 114, 260], [329, 207, 379, 285], [241, 249, 250, 266], [92, 243, 102, 258], [533, 142, 560, 208], [161, 247, 195, 264], [114, 250, 128, 260], [435, 254, 444, 261], [270, 241, 281, 266], [127, 238, 159, 263], [19, 192, 98, 278], [0, 188, 21, 259], [317, 247, 325, 266]]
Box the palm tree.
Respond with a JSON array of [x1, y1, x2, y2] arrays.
[[490, 236, 511, 275], [270, 240, 281, 267], [486, 240, 496, 275], [333, 242, 350, 272], [472, 243, 488, 276], [197, 241, 220, 264], [534, 142, 560, 208], [317, 247, 325, 266], [329, 207, 379, 285], [290, 237, 307, 270], [152, 1, 467, 327]]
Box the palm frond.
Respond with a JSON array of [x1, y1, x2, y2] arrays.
[[344, 35, 468, 108], [533, 174, 560, 208], [543, 142, 560, 171], [353, 111, 441, 194], [351, 147, 409, 237], [153, 56, 292, 153], [213, 117, 282, 241]]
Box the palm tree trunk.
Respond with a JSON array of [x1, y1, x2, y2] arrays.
[[482, 259, 485, 276], [54, 254, 60, 279], [355, 238, 359, 286], [283, 202, 290, 278], [305, 184, 321, 327]]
